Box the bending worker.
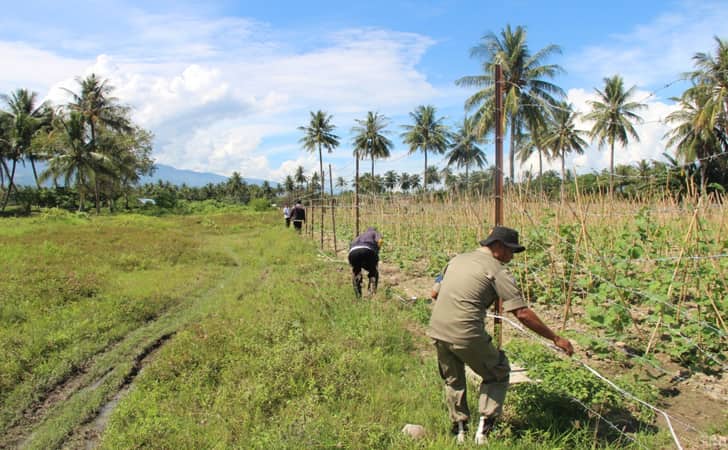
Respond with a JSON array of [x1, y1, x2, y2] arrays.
[[347, 227, 382, 297], [428, 226, 574, 445]]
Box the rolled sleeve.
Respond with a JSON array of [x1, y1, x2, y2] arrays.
[[494, 268, 526, 311]]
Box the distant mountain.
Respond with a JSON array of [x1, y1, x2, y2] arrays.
[[143, 164, 277, 187], [9, 162, 276, 188], [140, 164, 228, 187]]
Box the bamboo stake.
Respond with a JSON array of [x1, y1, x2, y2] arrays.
[[645, 198, 701, 356]]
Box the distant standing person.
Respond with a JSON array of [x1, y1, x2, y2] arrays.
[[283, 204, 291, 227], [347, 227, 383, 297], [428, 226, 574, 445], [290, 200, 306, 233]]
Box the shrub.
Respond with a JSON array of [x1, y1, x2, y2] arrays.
[[248, 198, 270, 212]]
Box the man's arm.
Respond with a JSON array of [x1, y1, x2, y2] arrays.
[[512, 307, 574, 356]]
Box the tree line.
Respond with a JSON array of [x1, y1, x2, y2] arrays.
[[291, 27, 728, 202], [2, 26, 726, 214], [0, 74, 154, 213]]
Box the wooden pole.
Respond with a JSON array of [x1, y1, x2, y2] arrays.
[[309, 200, 314, 238], [494, 63, 504, 349], [329, 164, 337, 254], [355, 153, 360, 237]]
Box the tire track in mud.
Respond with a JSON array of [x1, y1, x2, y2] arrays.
[[3, 244, 246, 450], [64, 333, 175, 450]]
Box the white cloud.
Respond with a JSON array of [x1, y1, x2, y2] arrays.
[[567, 0, 728, 90], [0, 41, 89, 95], [0, 16, 441, 181]]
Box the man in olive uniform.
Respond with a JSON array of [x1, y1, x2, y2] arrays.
[[428, 226, 574, 444]]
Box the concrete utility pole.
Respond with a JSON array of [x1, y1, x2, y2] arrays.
[[494, 63, 504, 348]]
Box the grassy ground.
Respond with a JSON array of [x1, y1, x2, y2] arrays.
[[0, 208, 680, 449]]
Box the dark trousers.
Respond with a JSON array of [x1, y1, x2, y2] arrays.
[[348, 248, 379, 277]]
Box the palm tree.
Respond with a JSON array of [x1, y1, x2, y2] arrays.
[[664, 88, 724, 194], [399, 172, 412, 193], [352, 112, 393, 179], [409, 173, 422, 191], [107, 126, 154, 209], [584, 75, 645, 199], [445, 116, 487, 185], [284, 175, 295, 197], [456, 24, 565, 182], [425, 165, 441, 187], [335, 176, 347, 191], [0, 114, 11, 189], [294, 165, 307, 194], [670, 36, 728, 194], [515, 117, 550, 185], [39, 111, 111, 211], [309, 171, 321, 195], [64, 74, 132, 212], [383, 170, 399, 192], [227, 171, 246, 201], [686, 36, 728, 136], [401, 105, 450, 189], [0, 89, 52, 209], [299, 110, 339, 247], [541, 102, 588, 201]]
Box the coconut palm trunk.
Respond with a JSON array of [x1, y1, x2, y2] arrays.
[[561, 151, 566, 203], [1, 159, 17, 210], [510, 121, 517, 182], [30, 157, 40, 188], [318, 142, 324, 248], [423, 149, 428, 190], [78, 173, 85, 211], [1, 159, 8, 189], [609, 139, 615, 199]]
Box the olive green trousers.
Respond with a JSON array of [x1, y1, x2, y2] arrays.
[[433, 336, 510, 423]]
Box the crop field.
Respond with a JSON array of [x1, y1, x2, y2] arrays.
[[304, 190, 728, 448], [0, 198, 725, 449]]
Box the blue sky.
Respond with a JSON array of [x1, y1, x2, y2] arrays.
[[1, 0, 726, 184]]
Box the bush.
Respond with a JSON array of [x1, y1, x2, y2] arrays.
[[248, 198, 270, 212]]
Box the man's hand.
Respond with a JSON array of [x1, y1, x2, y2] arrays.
[[553, 336, 574, 356]]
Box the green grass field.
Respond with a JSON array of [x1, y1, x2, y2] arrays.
[[0, 209, 685, 449]]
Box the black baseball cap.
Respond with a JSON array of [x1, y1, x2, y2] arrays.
[[479, 226, 525, 253]]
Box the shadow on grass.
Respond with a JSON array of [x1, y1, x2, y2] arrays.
[[507, 384, 658, 446], [0, 207, 32, 217]]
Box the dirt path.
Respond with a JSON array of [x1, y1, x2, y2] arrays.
[[1, 244, 246, 450], [62, 333, 174, 450]]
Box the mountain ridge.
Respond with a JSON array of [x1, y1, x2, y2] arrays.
[[8, 162, 276, 188]]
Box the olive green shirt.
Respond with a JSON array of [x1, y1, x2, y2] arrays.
[[428, 247, 527, 345]]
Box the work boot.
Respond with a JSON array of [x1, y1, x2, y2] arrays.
[[474, 416, 496, 445], [367, 275, 378, 295], [450, 421, 468, 443], [352, 273, 363, 298]]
